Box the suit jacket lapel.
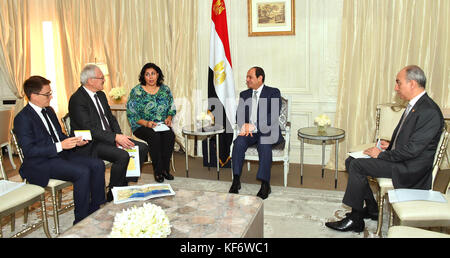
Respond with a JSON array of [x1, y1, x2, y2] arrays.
[[24, 104, 53, 140]]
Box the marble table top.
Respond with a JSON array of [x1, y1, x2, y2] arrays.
[[59, 187, 264, 238]]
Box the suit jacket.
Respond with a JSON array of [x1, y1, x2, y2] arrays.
[[68, 86, 122, 156], [378, 93, 444, 189], [236, 85, 284, 144], [14, 104, 69, 187]]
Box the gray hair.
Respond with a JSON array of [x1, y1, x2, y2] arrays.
[[80, 64, 99, 85], [405, 65, 426, 89]]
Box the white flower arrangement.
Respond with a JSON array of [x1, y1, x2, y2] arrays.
[[109, 87, 126, 100], [314, 114, 331, 127], [196, 111, 213, 122], [109, 203, 171, 238]]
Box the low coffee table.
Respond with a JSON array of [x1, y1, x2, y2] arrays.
[[59, 188, 263, 238]]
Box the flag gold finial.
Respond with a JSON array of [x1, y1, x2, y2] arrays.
[[213, 0, 225, 16]]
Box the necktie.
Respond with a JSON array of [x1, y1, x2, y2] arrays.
[[250, 90, 258, 125], [392, 103, 412, 150], [41, 108, 59, 143], [94, 94, 111, 131]]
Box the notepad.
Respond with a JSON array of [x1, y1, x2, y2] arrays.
[[347, 150, 370, 159], [74, 130, 92, 141], [153, 122, 170, 132]]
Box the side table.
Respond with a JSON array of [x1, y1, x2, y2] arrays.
[[182, 124, 225, 180], [298, 127, 345, 188]]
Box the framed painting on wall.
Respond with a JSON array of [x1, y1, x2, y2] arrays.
[[248, 0, 295, 36]]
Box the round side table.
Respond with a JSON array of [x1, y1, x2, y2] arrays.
[[182, 124, 225, 180], [298, 127, 345, 188]]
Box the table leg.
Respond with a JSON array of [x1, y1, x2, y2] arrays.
[[185, 135, 189, 178], [335, 139, 339, 189], [207, 136, 210, 171], [322, 140, 325, 178], [216, 133, 220, 180], [300, 137, 304, 185]]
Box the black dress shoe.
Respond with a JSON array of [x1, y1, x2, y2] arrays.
[[229, 176, 241, 194], [256, 182, 271, 200], [325, 216, 365, 232], [345, 207, 378, 221], [154, 173, 164, 183], [162, 171, 174, 180]]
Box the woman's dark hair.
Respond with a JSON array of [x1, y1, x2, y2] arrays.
[[139, 63, 164, 87], [23, 76, 51, 99]]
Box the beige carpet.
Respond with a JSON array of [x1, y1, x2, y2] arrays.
[[2, 173, 389, 238]]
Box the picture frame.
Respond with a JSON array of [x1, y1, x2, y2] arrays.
[[248, 0, 295, 36]]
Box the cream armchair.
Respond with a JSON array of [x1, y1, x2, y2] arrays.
[[0, 153, 51, 238], [348, 103, 405, 152], [11, 129, 73, 236], [389, 130, 450, 231], [230, 95, 291, 187]]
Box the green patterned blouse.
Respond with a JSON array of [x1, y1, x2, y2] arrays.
[[126, 84, 176, 132]]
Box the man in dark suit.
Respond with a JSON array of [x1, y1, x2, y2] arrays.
[[14, 76, 106, 224], [68, 65, 149, 202], [229, 67, 284, 199], [326, 65, 444, 232]]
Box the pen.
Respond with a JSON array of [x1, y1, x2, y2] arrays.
[[376, 138, 382, 150]]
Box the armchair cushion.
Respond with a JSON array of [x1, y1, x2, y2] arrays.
[[388, 226, 450, 238], [391, 195, 450, 227], [0, 184, 45, 213]]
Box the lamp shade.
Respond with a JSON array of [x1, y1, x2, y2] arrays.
[[85, 62, 109, 76]]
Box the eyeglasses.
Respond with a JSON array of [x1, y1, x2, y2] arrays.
[[92, 77, 105, 81], [35, 91, 53, 97]]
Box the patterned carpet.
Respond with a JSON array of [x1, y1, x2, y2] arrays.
[[2, 174, 389, 238]]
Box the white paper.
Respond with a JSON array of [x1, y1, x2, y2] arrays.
[[388, 189, 447, 203], [124, 145, 140, 177], [0, 180, 25, 197], [153, 122, 170, 132], [347, 150, 370, 159], [74, 130, 92, 141], [111, 183, 175, 204]]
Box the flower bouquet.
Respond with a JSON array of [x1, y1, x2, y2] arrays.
[[196, 110, 214, 128], [109, 203, 171, 238], [314, 114, 331, 133], [109, 87, 127, 103]]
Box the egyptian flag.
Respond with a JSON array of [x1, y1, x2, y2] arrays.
[[206, 0, 236, 168]]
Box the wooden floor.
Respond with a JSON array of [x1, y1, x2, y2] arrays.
[[3, 150, 352, 192]]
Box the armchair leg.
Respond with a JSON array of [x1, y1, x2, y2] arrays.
[[284, 161, 289, 187], [24, 206, 28, 224], [40, 194, 51, 238], [51, 188, 60, 235], [375, 191, 384, 237], [10, 213, 15, 232]]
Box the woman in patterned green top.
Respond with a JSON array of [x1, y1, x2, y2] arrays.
[[127, 63, 176, 183]]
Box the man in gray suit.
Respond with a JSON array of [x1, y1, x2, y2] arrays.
[[326, 65, 444, 232]]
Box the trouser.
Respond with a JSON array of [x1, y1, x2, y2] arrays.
[[49, 153, 106, 224], [231, 133, 283, 183], [343, 157, 393, 211], [133, 126, 175, 176], [95, 140, 149, 188]]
